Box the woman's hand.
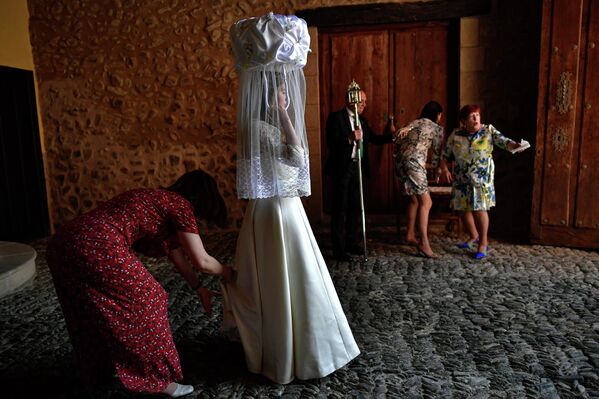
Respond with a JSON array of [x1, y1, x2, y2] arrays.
[[396, 126, 412, 140], [276, 105, 300, 147], [196, 287, 218, 317], [276, 101, 289, 116], [439, 167, 453, 183], [438, 160, 453, 184], [507, 141, 521, 151]]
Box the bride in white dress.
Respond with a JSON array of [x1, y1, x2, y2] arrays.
[[222, 13, 360, 384]]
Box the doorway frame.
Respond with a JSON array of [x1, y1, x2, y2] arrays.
[[0, 65, 51, 241], [297, 1, 489, 224]]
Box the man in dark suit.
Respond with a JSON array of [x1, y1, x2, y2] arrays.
[[325, 90, 393, 261]]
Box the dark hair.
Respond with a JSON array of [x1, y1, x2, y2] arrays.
[[419, 101, 443, 123], [458, 104, 481, 123], [259, 71, 285, 121], [167, 169, 228, 228]]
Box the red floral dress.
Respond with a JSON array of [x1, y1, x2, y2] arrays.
[[46, 188, 198, 393]]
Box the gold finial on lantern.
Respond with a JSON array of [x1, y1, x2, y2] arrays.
[[347, 79, 361, 106], [347, 79, 362, 128]]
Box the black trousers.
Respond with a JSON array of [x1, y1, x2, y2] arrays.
[[330, 162, 361, 255]]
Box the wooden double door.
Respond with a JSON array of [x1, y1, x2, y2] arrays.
[[532, 0, 599, 248], [319, 22, 458, 216]]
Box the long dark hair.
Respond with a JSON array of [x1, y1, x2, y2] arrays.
[[166, 170, 228, 228], [419, 100, 443, 123], [259, 71, 286, 122]]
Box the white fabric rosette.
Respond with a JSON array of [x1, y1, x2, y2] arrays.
[[230, 12, 310, 71]]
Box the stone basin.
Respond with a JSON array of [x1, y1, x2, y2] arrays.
[[0, 241, 36, 298]]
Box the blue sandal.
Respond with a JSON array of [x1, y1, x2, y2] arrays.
[[474, 246, 489, 260], [457, 239, 479, 250]]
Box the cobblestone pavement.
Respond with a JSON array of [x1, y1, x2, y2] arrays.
[[1, 230, 598, 398]]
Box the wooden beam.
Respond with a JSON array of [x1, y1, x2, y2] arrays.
[[296, 0, 492, 27]]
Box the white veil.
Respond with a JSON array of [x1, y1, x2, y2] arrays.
[[230, 13, 311, 199]]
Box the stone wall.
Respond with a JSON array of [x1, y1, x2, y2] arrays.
[[28, 0, 422, 229]]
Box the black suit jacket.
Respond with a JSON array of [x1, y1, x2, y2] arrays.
[[324, 108, 391, 179]]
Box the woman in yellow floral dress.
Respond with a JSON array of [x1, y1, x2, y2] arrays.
[[440, 104, 524, 259]]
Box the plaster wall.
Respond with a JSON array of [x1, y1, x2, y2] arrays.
[[0, 0, 34, 70]]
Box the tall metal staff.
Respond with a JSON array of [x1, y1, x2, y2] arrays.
[[347, 79, 368, 261]]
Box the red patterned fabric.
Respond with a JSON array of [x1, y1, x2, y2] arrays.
[[46, 189, 198, 393]]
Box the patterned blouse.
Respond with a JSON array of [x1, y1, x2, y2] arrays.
[[442, 124, 514, 211], [394, 118, 444, 196]]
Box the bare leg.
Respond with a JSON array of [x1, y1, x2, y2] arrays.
[[459, 211, 479, 242], [472, 210, 489, 252], [405, 195, 418, 245], [416, 192, 434, 256]]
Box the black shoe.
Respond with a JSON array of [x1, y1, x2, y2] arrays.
[[347, 245, 364, 255], [333, 252, 351, 261]]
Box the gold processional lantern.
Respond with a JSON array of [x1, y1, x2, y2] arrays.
[[347, 79, 362, 128], [346, 78, 367, 261]]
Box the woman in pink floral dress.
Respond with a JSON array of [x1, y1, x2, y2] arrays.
[[46, 170, 233, 397]]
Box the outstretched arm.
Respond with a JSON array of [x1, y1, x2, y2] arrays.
[[395, 126, 412, 141], [506, 141, 522, 151], [169, 246, 202, 288], [175, 231, 233, 280], [488, 124, 519, 151], [168, 246, 221, 316], [169, 232, 233, 316]]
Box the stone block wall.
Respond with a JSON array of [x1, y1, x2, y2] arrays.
[[29, 0, 242, 227]]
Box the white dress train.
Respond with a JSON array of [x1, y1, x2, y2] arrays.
[[221, 196, 360, 384]]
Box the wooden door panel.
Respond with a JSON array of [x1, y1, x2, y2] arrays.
[[532, 0, 599, 248], [322, 30, 393, 213], [330, 31, 392, 213], [394, 26, 449, 128], [575, 0, 599, 229], [328, 32, 390, 121], [539, 0, 584, 227], [320, 23, 452, 216]]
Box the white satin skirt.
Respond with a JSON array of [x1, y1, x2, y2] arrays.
[[221, 196, 360, 384]]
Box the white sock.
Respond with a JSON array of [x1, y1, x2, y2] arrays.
[[161, 382, 194, 398]]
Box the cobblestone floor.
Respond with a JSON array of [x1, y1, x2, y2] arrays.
[[1, 230, 598, 398]]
